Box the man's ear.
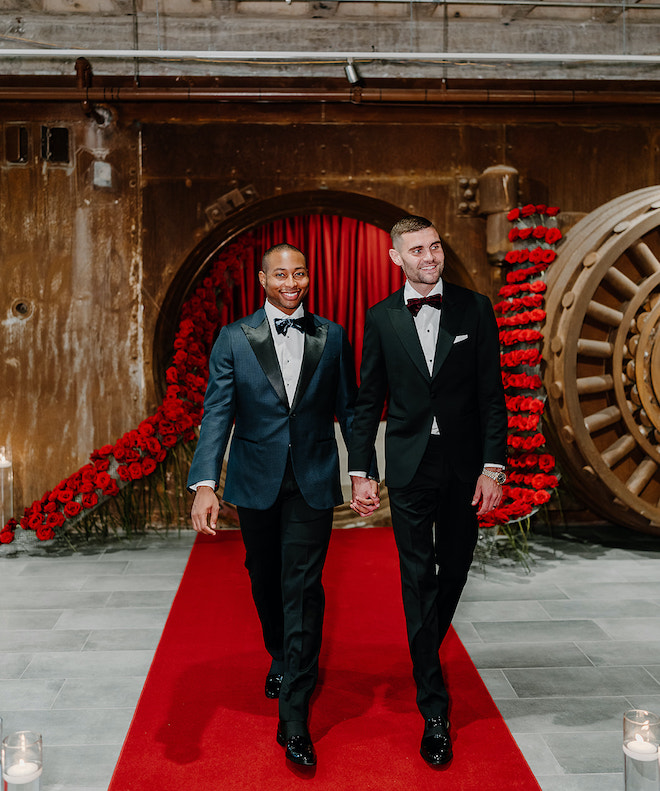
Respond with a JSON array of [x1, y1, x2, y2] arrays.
[[258, 270, 266, 288], [389, 248, 402, 267]]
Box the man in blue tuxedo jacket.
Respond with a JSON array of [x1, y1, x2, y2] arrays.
[[187, 243, 366, 768], [349, 216, 507, 767]]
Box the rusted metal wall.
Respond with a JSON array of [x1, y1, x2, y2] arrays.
[[1, 96, 659, 514]]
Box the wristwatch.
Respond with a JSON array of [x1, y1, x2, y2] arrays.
[[481, 467, 506, 485]]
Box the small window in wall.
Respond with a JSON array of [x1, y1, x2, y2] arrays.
[[41, 126, 70, 163], [6, 126, 28, 163]]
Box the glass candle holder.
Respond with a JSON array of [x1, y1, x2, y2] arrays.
[[0, 446, 13, 526], [623, 710, 660, 791], [1, 731, 42, 790]]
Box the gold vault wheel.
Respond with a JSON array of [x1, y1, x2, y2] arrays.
[[543, 186, 660, 534]]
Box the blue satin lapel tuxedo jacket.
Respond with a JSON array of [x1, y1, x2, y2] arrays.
[[187, 308, 357, 511]]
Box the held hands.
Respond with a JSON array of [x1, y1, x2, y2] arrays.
[[350, 476, 381, 517], [472, 474, 503, 517], [191, 486, 221, 535]]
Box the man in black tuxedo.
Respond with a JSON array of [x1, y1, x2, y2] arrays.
[[349, 215, 507, 767], [188, 243, 367, 767]]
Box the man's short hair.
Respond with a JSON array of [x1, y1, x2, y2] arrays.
[[390, 216, 435, 245], [261, 243, 306, 272]]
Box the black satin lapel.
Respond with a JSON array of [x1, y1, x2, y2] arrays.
[[387, 307, 431, 380], [291, 319, 327, 410], [431, 328, 455, 378], [432, 286, 463, 378], [241, 319, 288, 406]]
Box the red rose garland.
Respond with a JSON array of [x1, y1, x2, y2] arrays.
[[478, 203, 562, 530], [0, 237, 250, 544]]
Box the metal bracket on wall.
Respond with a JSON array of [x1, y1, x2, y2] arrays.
[[456, 176, 480, 216], [205, 184, 259, 226]]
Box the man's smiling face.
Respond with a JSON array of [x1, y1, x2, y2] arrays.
[[259, 248, 310, 315]]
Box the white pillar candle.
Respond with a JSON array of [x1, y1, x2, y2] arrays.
[[2, 759, 43, 784], [624, 738, 659, 761]]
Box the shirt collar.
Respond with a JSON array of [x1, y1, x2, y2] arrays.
[[404, 278, 443, 304], [264, 300, 305, 323]]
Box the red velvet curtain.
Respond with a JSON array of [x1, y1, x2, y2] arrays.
[[225, 214, 404, 378]]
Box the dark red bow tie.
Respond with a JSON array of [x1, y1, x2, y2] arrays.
[[406, 293, 443, 317]]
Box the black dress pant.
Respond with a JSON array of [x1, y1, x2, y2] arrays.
[[237, 457, 333, 725], [387, 435, 478, 719]]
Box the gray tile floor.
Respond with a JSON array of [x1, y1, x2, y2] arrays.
[[1, 523, 659, 790]]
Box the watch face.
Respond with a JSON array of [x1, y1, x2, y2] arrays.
[[496, 471, 506, 485]]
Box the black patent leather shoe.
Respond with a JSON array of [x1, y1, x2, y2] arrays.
[[277, 721, 317, 766], [265, 673, 284, 699], [420, 716, 452, 766]]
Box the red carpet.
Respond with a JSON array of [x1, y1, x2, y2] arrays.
[[109, 527, 541, 790]]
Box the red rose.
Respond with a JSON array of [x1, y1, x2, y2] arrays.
[[141, 458, 157, 476], [82, 492, 99, 509], [507, 208, 521, 221], [103, 480, 120, 497], [538, 454, 555, 472], [157, 420, 175, 434], [117, 465, 132, 482], [545, 228, 562, 244], [508, 228, 520, 242], [145, 437, 162, 455], [28, 514, 43, 530], [546, 206, 560, 216], [532, 490, 551, 505], [95, 472, 111, 489], [43, 501, 57, 513], [161, 434, 178, 448], [36, 524, 56, 541], [63, 501, 83, 518], [128, 462, 144, 481], [0, 531, 14, 544], [47, 512, 66, 528], [94, 459, 110, 472], [521, 204, 536, 217], [165, 367, 179, 384], [138, 422, 156, 438], [532, 226, 546, 239]]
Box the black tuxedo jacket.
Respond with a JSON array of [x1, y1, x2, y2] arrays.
[[349, 282, 507, 489], [187, 307, 357, 510]]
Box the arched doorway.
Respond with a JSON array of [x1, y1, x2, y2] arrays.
[[153, 190, 474, 396]]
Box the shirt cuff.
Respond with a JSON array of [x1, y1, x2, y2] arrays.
[[190, 480, 216, 491]]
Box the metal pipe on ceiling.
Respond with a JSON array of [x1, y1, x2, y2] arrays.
[[0, 49, 659, 64]]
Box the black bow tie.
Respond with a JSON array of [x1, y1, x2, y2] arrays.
[[274, 316, 306, 336], [406, 293, 443, 317]]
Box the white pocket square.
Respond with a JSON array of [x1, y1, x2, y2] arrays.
[[454, 334, 469, 344]]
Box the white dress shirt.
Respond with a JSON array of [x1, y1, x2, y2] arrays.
[[404, 279, 443, 435], [264, 300, 305, 406]]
